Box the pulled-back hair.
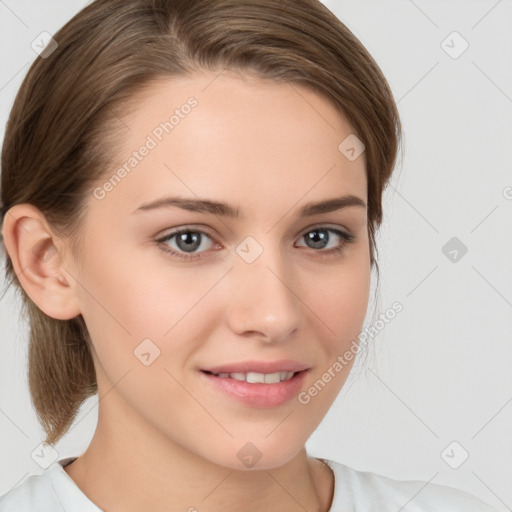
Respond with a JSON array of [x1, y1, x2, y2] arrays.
[[0, 0, 401, 446]]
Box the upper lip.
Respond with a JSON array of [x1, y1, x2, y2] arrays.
[[201, 359, 310, 374]]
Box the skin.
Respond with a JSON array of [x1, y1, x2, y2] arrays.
[[2, 70, 370, 512]]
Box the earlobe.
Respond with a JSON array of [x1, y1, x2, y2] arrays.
[[1, 204, 82, 320]]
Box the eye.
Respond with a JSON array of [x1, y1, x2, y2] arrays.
[[155, 225, 356, 261], [296, 227, 356, 257], [156, 228, 217, 261]]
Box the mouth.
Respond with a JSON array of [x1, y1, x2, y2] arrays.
[[199, 368, 310, 407], [200, 369, 304, 384]]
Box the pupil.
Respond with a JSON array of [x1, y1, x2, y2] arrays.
[[307, 230, 328, 249], [177, 232, 201, 252]]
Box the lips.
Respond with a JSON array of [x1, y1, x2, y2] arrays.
[[200, 367, 310, 407], [201, 359, 310, 375]]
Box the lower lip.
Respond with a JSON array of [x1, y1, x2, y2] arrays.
[[199, 370, 309, 408]]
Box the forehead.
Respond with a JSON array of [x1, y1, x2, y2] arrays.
[[91, 70, 367, 222]]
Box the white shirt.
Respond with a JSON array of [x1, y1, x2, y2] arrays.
[[0, 456, 495, 511]]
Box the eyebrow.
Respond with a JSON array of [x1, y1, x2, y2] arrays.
[[131, 194, 366, 218]]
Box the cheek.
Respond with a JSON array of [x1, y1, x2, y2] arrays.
[[295, 260, 371, 417], [75, 247, 216, 427], [76, 241, 225, 375], [308, 250, 371, 345], [78, 236, 196, 332]]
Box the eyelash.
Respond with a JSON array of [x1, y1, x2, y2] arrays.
[[155, 226, 356, 262]]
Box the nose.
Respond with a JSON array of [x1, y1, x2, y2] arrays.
[[226, 241, 301, 343]]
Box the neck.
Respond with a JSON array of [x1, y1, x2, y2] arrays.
[[64, 406, 334, 512]]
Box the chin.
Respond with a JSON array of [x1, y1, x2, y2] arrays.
[[204, 440, 304, 472]]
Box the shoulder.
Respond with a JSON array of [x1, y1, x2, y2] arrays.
[[0, 471, 62, 512], [0, 457, 100, 512], [321, 458, 496, 512]]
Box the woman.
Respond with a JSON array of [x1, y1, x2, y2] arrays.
[[0, 0, 495, 510]]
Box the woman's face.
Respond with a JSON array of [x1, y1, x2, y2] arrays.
[[69, 70, 370, 469]]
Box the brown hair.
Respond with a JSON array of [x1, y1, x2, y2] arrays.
[[0, 0, 401, 446]]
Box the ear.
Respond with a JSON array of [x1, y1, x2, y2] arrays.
[[1, 204, 82, 320]]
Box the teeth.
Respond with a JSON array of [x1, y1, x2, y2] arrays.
[[215, 371, 296, 383]]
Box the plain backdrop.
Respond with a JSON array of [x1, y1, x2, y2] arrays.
[[1, 1, 511, 510]]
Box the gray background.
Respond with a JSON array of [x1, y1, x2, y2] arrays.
[[1, 1, 511, 509]]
